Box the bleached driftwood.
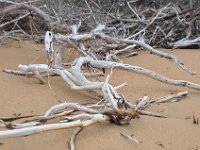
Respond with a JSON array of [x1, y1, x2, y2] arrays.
[[152, 91, 188, 103], [1, 15, 200, 149], [43, 103, 101, 118], [0, 114, 110, 138], [137, 110, 166, 118], [1, 1, 200, 149], [5, 121, 41, 129], [136, 96, 150, 110], [2, 69, 33, 76], [2, 28, 199, 148], [18, 57, 200, 91], [55, 29, 196, 75], [69, 127, 83, 150], [170, 37, 200, 48]]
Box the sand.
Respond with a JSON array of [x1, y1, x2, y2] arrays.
[[0, 40, 200, 150]]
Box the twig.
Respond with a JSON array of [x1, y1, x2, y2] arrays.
[[2, 69, 33, 76], [0, 13, 30, 29], [0, 115, 37, 122], [137, 110, 166, 118], [152, 91, 188, 103], [120, 132, 140, 144]]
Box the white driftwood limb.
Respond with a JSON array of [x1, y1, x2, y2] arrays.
[[171, 37, 200, 48], [55, 30, 196, 75], [121, 52, 138, 59], [137, 110, 166, 118], [5, 121, 41, 129], [43, 103, 99, 118], [3, 69, 45, 84], [136, 96, 150, 110], [44, 110, 74, 121], [69, 127, 83, 150], [0, 121, 81, 138], [88, 58, 200, 90], [106, 45, 137, 61], [115, 83, 128, 90], [0, 114, 110, 139], [18, 57, 200, 91], [2, 69, 33, 76], [152, 91, 188, 103], [61, 113, 98, 122], [118, 39, 196, 75]]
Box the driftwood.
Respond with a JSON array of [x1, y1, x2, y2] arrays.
[[152, 91, 188, 103], [69, 127, 83, 150], [0, 28, 198, 142], [1, 0, 200, 149], [1, 20, 200, 149]]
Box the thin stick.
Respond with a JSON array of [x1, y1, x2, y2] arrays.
[[0, 13, 30, 29], [68, 127, 83, 150], [152, 91, 188, 103], [120, 133, 140, 144], [0, 115, 37, 122], [137, 110, 166, 118], [2, 69, 33, 76]]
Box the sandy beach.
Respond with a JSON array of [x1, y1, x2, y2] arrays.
[[0, 40, 200, 150]]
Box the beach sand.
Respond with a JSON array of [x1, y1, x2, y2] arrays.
[[0, 40, 200, 150]]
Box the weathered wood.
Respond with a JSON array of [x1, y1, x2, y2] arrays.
[[1, 2, 200, 149]]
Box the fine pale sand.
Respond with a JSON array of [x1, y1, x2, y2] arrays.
[[0, 40, 200, 150]]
